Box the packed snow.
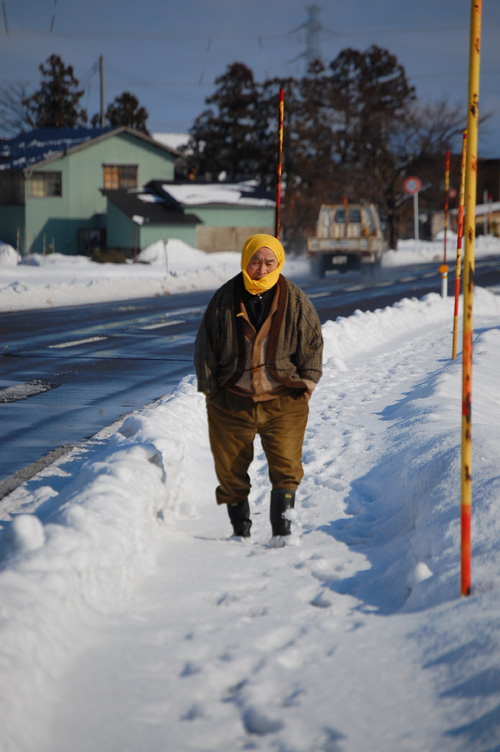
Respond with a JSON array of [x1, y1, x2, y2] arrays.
[[1, 235, 500, 751]]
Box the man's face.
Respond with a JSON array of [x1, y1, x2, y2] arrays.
[[246, 247, 278, 280]]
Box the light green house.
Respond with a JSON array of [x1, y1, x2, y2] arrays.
[[0, 127, 179, 255], [105, 180, 276, 254], [0, 128, 277, 258]]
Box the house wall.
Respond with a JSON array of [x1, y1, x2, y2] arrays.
[[191, 205, 274, 252], [432, 205, 500, 239], [196, 226, 274, 252], [140, 223, 196, 249], [106, 203, 135, 249], [106, 203, 196, 255], [192, 205, 274, 227], [0, 205, 25, 250], [21, 132, 176, 255]]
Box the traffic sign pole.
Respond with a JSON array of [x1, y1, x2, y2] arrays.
[[403, 177, 421, 250], [413, 193, 419, 248]]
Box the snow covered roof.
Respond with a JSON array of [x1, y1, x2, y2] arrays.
[[152, 132, 189, 151], [450, 201, 500, 216], [0, 127, 180, 171], [159, 180, 275, 208], [104, 179, 274, 227], [473, 201, 500, 216]]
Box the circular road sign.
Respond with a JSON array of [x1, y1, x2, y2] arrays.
[[403, 176, 422, 195]]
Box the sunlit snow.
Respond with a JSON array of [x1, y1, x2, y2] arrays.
[[1, 235, 500, 751]]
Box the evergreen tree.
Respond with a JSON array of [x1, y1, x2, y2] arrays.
[[185, 47, 464, 247], [23, 54, 87, 129], [92, 92, 149, 134], [293, 46, 417, 245], [185, 63, 259, 181]]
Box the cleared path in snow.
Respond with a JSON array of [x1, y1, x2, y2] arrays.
[[41, 297, 486, 752]]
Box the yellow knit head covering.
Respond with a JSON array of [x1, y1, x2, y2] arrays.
[[241, 234, 285, 295]]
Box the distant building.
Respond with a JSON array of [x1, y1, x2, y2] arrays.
[[0, 127, 179, 256], [477, 159, 500, 206], [0, 129, 275, 258], [105, 180, 276, 254], [403, 157, 500, 241], [450, 200, 500, 237]]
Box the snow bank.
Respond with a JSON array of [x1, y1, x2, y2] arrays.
[[1, 289, 500, 750], [383, 233, 500, 266], [2, 235, 500, 749], [2, 234, 499, 313], [0, 239, 244, 311], [322, 287, 499, 365], [0, 242, 20, 266], [0, 376, 205, 745]]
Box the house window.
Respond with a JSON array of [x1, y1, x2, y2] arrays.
[[27, 171, 62, 198], [103, 165, 138, 190]]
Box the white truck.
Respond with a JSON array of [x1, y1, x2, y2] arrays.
[[307, 202, 387, 277]]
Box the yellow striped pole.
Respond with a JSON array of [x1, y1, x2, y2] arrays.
[[275, 87, 285, 239], [452, 131, 467, 360], [461, 0, 482, 597], [441, 150, 451, 296]]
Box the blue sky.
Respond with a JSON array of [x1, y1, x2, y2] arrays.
[[1, 0, 499, 156]]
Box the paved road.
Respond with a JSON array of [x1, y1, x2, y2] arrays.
[[1, 256, 499, 497], [0, 291, 208, 495]]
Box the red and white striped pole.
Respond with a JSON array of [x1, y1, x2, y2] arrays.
[[275, 87, 284, 240], [452, 131, 467, 360], [441, 150, 451, 297]]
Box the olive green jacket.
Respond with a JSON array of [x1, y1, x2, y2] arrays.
[[194, 274, 323, 395]]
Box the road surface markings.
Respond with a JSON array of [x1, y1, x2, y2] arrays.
[[49, 336, 108, 349]]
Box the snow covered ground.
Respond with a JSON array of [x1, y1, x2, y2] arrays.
[[1, 236, 500, 751], [1, 232, 500, 313]]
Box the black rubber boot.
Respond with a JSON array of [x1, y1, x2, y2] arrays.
[[270, 489, 296, 537], [227, 499, 252, 538]]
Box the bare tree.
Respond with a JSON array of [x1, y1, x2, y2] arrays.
[[0, 81, 31, 137]]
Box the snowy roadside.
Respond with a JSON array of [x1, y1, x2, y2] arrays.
[[0, 239, 308, 312], [1, 288, 500, 750], [1, 233, 500, 313]]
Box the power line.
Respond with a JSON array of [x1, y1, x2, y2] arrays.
[[198, 38, 212, 86], [2, 0, 8, 34], [4, 20, 499, 42], [49, 0, 58, 33]]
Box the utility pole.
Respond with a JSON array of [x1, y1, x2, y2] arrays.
[[100, 55, 105, 128]]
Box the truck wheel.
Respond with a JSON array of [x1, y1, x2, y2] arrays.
[[311, 256, 329, 279], [362, 255, 382, 277], [346, 255, 361, 271]]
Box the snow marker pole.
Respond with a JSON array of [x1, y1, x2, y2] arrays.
[[461, 0, 482, 598], [275, 86, 284, 239], [452, 130, 467, 361], [441, 150, 450, 297]]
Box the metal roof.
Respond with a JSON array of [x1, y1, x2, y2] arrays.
[[104, 188, 201, 226], [0, 127, 180, 171]]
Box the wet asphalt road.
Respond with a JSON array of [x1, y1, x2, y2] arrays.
[[1, 256, 499, 497]]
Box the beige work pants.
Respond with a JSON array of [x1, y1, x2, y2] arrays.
[[206, 390, 309, 505]]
